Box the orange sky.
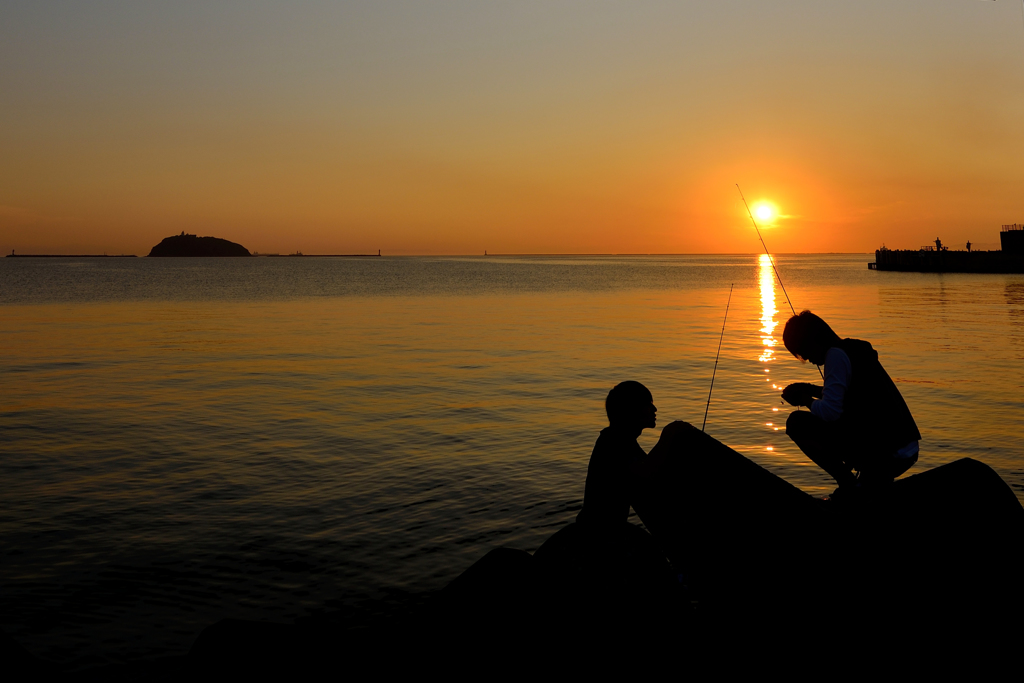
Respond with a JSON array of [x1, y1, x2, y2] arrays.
[[2, 2, 1023, 255]]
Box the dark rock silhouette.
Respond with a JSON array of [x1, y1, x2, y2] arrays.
[[532, 521, 686, 630], [632, 424, 1024, 652], [435, 546, 536, 620], [188, 618, 299, 677], [147, 232, 252, 257], [181, 526, 689, 676], [1, 628, 56, 679], [6, 429, 1022, 676]]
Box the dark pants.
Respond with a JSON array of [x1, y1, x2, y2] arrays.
[[786, 410, 917, 487]]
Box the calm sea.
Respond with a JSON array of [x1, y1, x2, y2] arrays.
[[2, 254, 1023, 667]]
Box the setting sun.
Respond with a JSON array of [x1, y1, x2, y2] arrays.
[[754, 203, 775, 222]]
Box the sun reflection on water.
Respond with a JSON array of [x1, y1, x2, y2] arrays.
[[758, 254, 778, 364], [759, 254, 778, 451]]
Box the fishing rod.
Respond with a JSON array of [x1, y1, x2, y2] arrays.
[[735, 183, 824, 380], [736, 184, 796, 318], [702, 283, 734, 432]]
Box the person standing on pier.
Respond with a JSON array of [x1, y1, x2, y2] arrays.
[[780, 311, 921, 494]]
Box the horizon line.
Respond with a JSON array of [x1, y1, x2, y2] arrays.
[[4, 251, 877, 258]]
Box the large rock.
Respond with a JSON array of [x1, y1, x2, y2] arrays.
[[532, 521, 687, 630], [148, 233, 251, 257], [421, 527, 688, 671], [188, 618, 304, 677], [0, 628, 56, 678], [632, 424, 1024, 646]]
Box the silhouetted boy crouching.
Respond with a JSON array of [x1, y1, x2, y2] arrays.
[[780, 311, 921, 494], [576, 380, 658, 527]]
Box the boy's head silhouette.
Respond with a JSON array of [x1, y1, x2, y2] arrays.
[[783, 310, 841, 366], [605, 381, 657, 436]]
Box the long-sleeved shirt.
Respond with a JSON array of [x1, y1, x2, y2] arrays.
[[810, 347, 852, 422]]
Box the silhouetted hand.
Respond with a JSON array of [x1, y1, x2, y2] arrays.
[[781, 383, 820, 408]]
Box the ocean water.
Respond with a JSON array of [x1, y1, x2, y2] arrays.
[[2, 254, 1023, 667]]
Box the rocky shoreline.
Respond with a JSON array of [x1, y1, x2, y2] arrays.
[[7, 437, 1024, 679]]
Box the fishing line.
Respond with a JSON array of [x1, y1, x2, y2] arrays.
[[735, 183, 824, 380], [702, 283, 734, 432], [736, 184, 797, 318]]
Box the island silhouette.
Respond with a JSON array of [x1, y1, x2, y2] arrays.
[[148, 232, 252, 257]]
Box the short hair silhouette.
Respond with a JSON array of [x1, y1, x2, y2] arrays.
[[605, 381, 653, 425], [783, 310, 840, 359]]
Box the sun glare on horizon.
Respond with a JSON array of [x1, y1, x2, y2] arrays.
[[753, 203, 776, 223]]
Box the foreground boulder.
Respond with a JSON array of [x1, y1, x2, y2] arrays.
[[532, 521, 687, 629], [428, 522, 688, 641], [41, 433, 1022, 677], [632, 425, 1024, 645], [184, 441, 1023, 673], [183, 523, 688, 676]]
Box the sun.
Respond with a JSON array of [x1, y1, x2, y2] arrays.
[[754, 203, 775, 222]]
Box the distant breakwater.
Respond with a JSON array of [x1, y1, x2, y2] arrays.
[[6, 254, 137, 258], [871, 249, 1024, 274]]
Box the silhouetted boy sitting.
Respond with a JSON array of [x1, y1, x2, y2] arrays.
[[576, 381, 658, 526], [781, 311, 921, 493]]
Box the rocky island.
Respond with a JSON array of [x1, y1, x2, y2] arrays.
[[148, 232, 252, 257]]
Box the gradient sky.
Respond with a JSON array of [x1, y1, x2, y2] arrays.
[[2, 1, 1023, 255]]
